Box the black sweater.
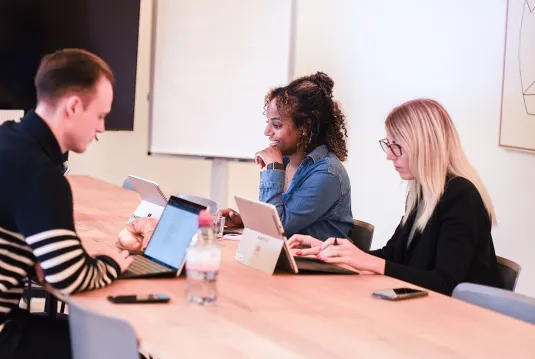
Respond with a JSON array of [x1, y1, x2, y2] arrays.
[[0, 111, 120, 332], [370, 177, 502, 295]]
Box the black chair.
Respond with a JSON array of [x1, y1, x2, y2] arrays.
[[23, 280, 67, 318], [350, 219, 374, 252], [496, 256, 522, 291]]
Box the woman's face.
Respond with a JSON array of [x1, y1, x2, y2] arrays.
[[383, 133, 414, 180], [263, 98, 301, 156]]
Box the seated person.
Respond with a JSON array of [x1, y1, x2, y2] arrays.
[[288, 98, 502, 296], [0, 49, 133, 359], [219, 72, 353, 240]]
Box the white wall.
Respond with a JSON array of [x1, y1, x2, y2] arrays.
[[0, 110, 24, 124], [71, 0, 535, 296]]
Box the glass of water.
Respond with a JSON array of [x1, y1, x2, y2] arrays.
[[212, 214, 226, 239]]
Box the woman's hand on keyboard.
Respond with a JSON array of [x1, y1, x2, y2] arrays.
[[92, 247, 134, 273], [288, 234, 323, 256], [317, 237, 386, 274]]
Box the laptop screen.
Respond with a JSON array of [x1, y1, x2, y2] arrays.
[[144, 196, 206, 269]]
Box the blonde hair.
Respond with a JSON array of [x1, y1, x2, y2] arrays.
[[385, 98, 495, 232]]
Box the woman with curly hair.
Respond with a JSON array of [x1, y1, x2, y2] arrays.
[[219, 72, 353, 240]]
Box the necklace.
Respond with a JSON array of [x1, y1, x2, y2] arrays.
[[284, 167, 294, 192]]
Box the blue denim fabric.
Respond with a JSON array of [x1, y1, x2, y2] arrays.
[[259, 145, 353, 241]]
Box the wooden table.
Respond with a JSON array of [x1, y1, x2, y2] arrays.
[[69, 175, 535, 359]]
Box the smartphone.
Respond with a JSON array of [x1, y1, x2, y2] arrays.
[[107, 293, 170, 304], [372, 287, 428, 301]]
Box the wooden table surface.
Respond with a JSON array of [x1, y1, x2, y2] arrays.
[[68, 175, 535, 359]]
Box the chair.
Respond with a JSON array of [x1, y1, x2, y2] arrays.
[[177, 194, 218, 214], [67, 299, 139, 359], [350, 219, 374, 252], [496, 256, 521, 291], [122, 177, 135, 191], [452, 283, 535, 326], [23, 278, 68, 318], [22, 280, 47, 309]]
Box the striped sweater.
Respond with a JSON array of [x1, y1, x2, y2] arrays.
[[0, 111, 120, 333]]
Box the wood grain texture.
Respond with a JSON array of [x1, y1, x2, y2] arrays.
[[68, 175, 535, 359]]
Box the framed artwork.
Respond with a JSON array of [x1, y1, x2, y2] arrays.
[[500, 0, 535, 152]]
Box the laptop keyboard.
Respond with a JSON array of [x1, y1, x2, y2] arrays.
[[122, 255, 173, 276], [294, 256, 357, 274]]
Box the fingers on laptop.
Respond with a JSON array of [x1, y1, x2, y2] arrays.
[[288, 234, 307, 248], [321, 237, 350, 249], [295, 246, 322, 256], [288, 234, 322, 249], [94, 247, 133, 273]]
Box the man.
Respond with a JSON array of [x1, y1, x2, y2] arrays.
[[0, 49, 132, 359]]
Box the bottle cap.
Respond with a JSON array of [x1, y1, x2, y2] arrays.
[[198, 210, 213, 227]]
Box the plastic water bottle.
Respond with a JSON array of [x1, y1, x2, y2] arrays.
[[186, 210, 221, 304]]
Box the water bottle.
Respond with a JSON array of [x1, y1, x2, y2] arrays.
[[186, 210, 221, 304]]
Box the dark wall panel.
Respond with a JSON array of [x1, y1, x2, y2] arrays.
[[0, 0, 141, 130]]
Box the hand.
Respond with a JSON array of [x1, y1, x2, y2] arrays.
[[287, 234, 324, 255], [255, 146, 283, 169], [92, 247, 133, 273], [217, 208, 243, 228], [317, 237, 385, 274], [118, 217, 159, 250]]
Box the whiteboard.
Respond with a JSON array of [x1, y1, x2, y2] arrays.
[[149, 0, 293, 159]]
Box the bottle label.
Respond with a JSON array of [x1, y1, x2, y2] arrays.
[[186, 248, 221, 272]]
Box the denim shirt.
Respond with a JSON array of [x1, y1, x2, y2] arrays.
[[259, 145, 353, 241]]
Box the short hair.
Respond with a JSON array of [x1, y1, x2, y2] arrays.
[[34, 48, 114, 106]]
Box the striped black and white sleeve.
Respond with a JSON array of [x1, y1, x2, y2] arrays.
[[14, 166, 120, 295]]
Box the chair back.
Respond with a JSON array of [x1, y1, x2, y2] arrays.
[[350, 219, 374, 252], [177, 194, 218, 214], [68, 299, 139, 359], [452, 283, 535, 325], [496, 256, 521, 291]]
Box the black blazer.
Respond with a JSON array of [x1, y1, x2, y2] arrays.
[[370, 177, 502, 295]]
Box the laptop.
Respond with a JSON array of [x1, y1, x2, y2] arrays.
[[119, 195, 206, 279], [233, 196, 358, 275], [127, 175, 168, 222]]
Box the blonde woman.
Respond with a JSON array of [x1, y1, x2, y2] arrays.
[[288, 98, 502, 295]]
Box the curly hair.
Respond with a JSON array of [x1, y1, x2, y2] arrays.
[[264, 72, 349, 161]]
